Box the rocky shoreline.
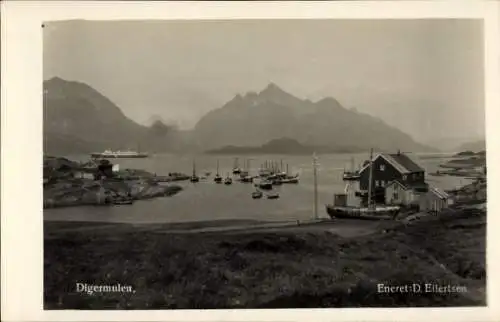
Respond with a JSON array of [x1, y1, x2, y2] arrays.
[[43, 156, 186, 209]]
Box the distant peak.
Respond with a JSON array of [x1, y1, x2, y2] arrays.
[[258, 82, 296, 100], [261, 82, 284, 93], [44, 76, 66, 84], [266, 82, 279, 89]]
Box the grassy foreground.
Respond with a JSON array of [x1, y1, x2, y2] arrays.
[[44, 206, 486, 309]]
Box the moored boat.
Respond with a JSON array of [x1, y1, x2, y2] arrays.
[[224, 173, 233, 185], [90, 149, 149, 159], [190, 160, 200, 183], [232, 158, 242, 174], [266, 192, 280, 199], [256, 180, 273, 190], [342, 171, 360, 180], [342, 157, 360, 180], [252, 189, 263, 199], [239, 175, 254, 183], [214, 160, 222, 183], [271, 178, 282, 185]]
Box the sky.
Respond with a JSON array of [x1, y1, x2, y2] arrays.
[[43, 19, 485, 146]]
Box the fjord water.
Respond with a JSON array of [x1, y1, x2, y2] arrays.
[[44, 153, 471, 224]]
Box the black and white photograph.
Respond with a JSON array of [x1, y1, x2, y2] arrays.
[[41, 17, 487, 309]]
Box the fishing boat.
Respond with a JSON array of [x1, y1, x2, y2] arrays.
[[271, 178, 282, 185], [258, 168, 272, 177], [214, 160, 222, 183], [90, 149, 149, 159], [232, 158, 242, 174], [252, 189, 263, 199], [280, 164, 299, 183], [281, 176, 299, 184], [190, 160, 200, 183], [342, 157, 360, 180], [238, 159, 253, 182], [239, 175, 254, 183], [224, 173, 233, 185], [326, 149, 401, 220], [266, 192, 280, 199]]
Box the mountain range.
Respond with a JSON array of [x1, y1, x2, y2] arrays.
[[455, 139, 486, 153], [193, 83, 433, 152], [44, 78, 435, 155], [43, 77, 188, 155]]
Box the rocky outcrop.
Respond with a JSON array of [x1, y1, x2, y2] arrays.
[[44, 178, 183, 209], [43, 156, 184, 209]]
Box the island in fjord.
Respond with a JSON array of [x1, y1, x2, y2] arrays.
[[205, 137, 367, 155]]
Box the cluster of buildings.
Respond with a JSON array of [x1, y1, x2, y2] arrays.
[[43, 158, 116, 184], [346, 151, 452, 213]]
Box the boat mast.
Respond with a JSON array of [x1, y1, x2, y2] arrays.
[[193, 160, 196, 177], [367, 148, 374, 208], [313, 152, 318, 220], [216, 160, 219, 176]]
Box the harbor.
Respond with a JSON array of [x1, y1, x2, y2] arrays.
[[44, 151, 482, 224]]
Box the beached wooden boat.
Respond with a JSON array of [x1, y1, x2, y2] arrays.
[[325, 204, 400, 220]]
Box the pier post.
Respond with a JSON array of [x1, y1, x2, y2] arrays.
[[313, 153, 318, 220]]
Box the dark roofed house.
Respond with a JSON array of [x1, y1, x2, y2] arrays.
[[96, 159, 114, 180], [359, 151, 427, 205]]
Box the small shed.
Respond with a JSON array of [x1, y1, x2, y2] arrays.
[[419, 187, 451, 213], [384, 180, 421, 206]]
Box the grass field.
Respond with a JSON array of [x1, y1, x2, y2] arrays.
[[44, 206, 486, 309]]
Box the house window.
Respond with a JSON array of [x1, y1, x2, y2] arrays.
[[402, 175, 407, 181], [393, 192, 399, 200], [380, 164, 385, 171], [376, 180, 380, 187]]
